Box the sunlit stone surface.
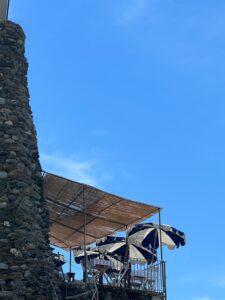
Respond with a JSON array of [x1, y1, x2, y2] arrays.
[[0, 21, 60, 299]]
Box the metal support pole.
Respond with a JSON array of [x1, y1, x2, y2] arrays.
[[158, 209, 163, 262], [125, 226, 131, 288], [69, 246, 72, 273], [83, 186, 87, 284], [158, 209, 167, 300], [163, 261, 167, 300]]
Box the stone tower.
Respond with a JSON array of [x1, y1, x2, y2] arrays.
[[0, 21, 59, 299]]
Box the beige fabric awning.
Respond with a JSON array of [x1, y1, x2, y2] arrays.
[[43, 172, 160, 250]]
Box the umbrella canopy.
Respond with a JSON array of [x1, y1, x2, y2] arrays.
[[73, 246, 100, 264], [73, 246, 123, 271], [96, 236, 157, 265], [128, 223, 186, 250]]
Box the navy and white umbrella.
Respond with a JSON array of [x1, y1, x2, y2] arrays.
[[96, 236, 157, 265], [128, 223, 186, 250], [73, 246, 100, 264], [73, 246, 123, 271]]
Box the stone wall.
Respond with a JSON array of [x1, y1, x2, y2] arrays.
[[60, 282, 164, 300], [0, 21, 60, 299]]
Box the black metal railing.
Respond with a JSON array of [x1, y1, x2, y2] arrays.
[[86, 258, 166, 294], [61, 257, 166, 297]]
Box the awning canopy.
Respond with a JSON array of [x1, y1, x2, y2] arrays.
[[43, 172, 161, 250]]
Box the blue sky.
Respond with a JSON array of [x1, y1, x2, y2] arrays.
[[9, 1, 225, 299]]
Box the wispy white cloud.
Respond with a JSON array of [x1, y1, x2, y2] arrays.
[[179, 55, 215, 66], [186, 8, 225, 41], [92, 128, 108, 137], [212, 275, 225, 288], [40, 152, 111, 187], [194, 297, 212, 300], [217, 278, 225, 288], [117, 0, 148, 25], [116, 0, 169, 25]]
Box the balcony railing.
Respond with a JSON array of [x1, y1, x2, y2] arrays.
[[85, 259, 166, 295]]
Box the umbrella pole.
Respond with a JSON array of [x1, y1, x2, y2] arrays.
[[158, 209, 167, 300], [158, 209, 164, 262], [125, 227, 131, 288]]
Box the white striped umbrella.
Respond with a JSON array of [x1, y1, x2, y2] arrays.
[[73, 246, 123, 271], [96, 236, 157, 265], [127, 223, 186, 250]]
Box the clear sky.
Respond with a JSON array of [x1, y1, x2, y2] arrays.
[[9, 1, 225, 300]]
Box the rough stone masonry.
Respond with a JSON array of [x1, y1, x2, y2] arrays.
[[0, 21, 60, 299]]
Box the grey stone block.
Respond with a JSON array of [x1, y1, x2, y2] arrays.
[[0, 97, 6, 104], [0, 263, 8, 270], [0, 171, 8, 178]]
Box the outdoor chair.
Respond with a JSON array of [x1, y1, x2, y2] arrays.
[[67, 272, 75, 282], [109, 262, 129, 287], [81, 260, 101, 284], [130, 269, 156, 291], [105, 268, 124, 286]]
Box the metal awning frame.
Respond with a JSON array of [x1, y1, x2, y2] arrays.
[[43, 171, 164, 283], [43, 171, 162, 250]]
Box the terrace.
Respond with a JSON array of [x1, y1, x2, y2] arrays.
[[44, 172, 168, 300]]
